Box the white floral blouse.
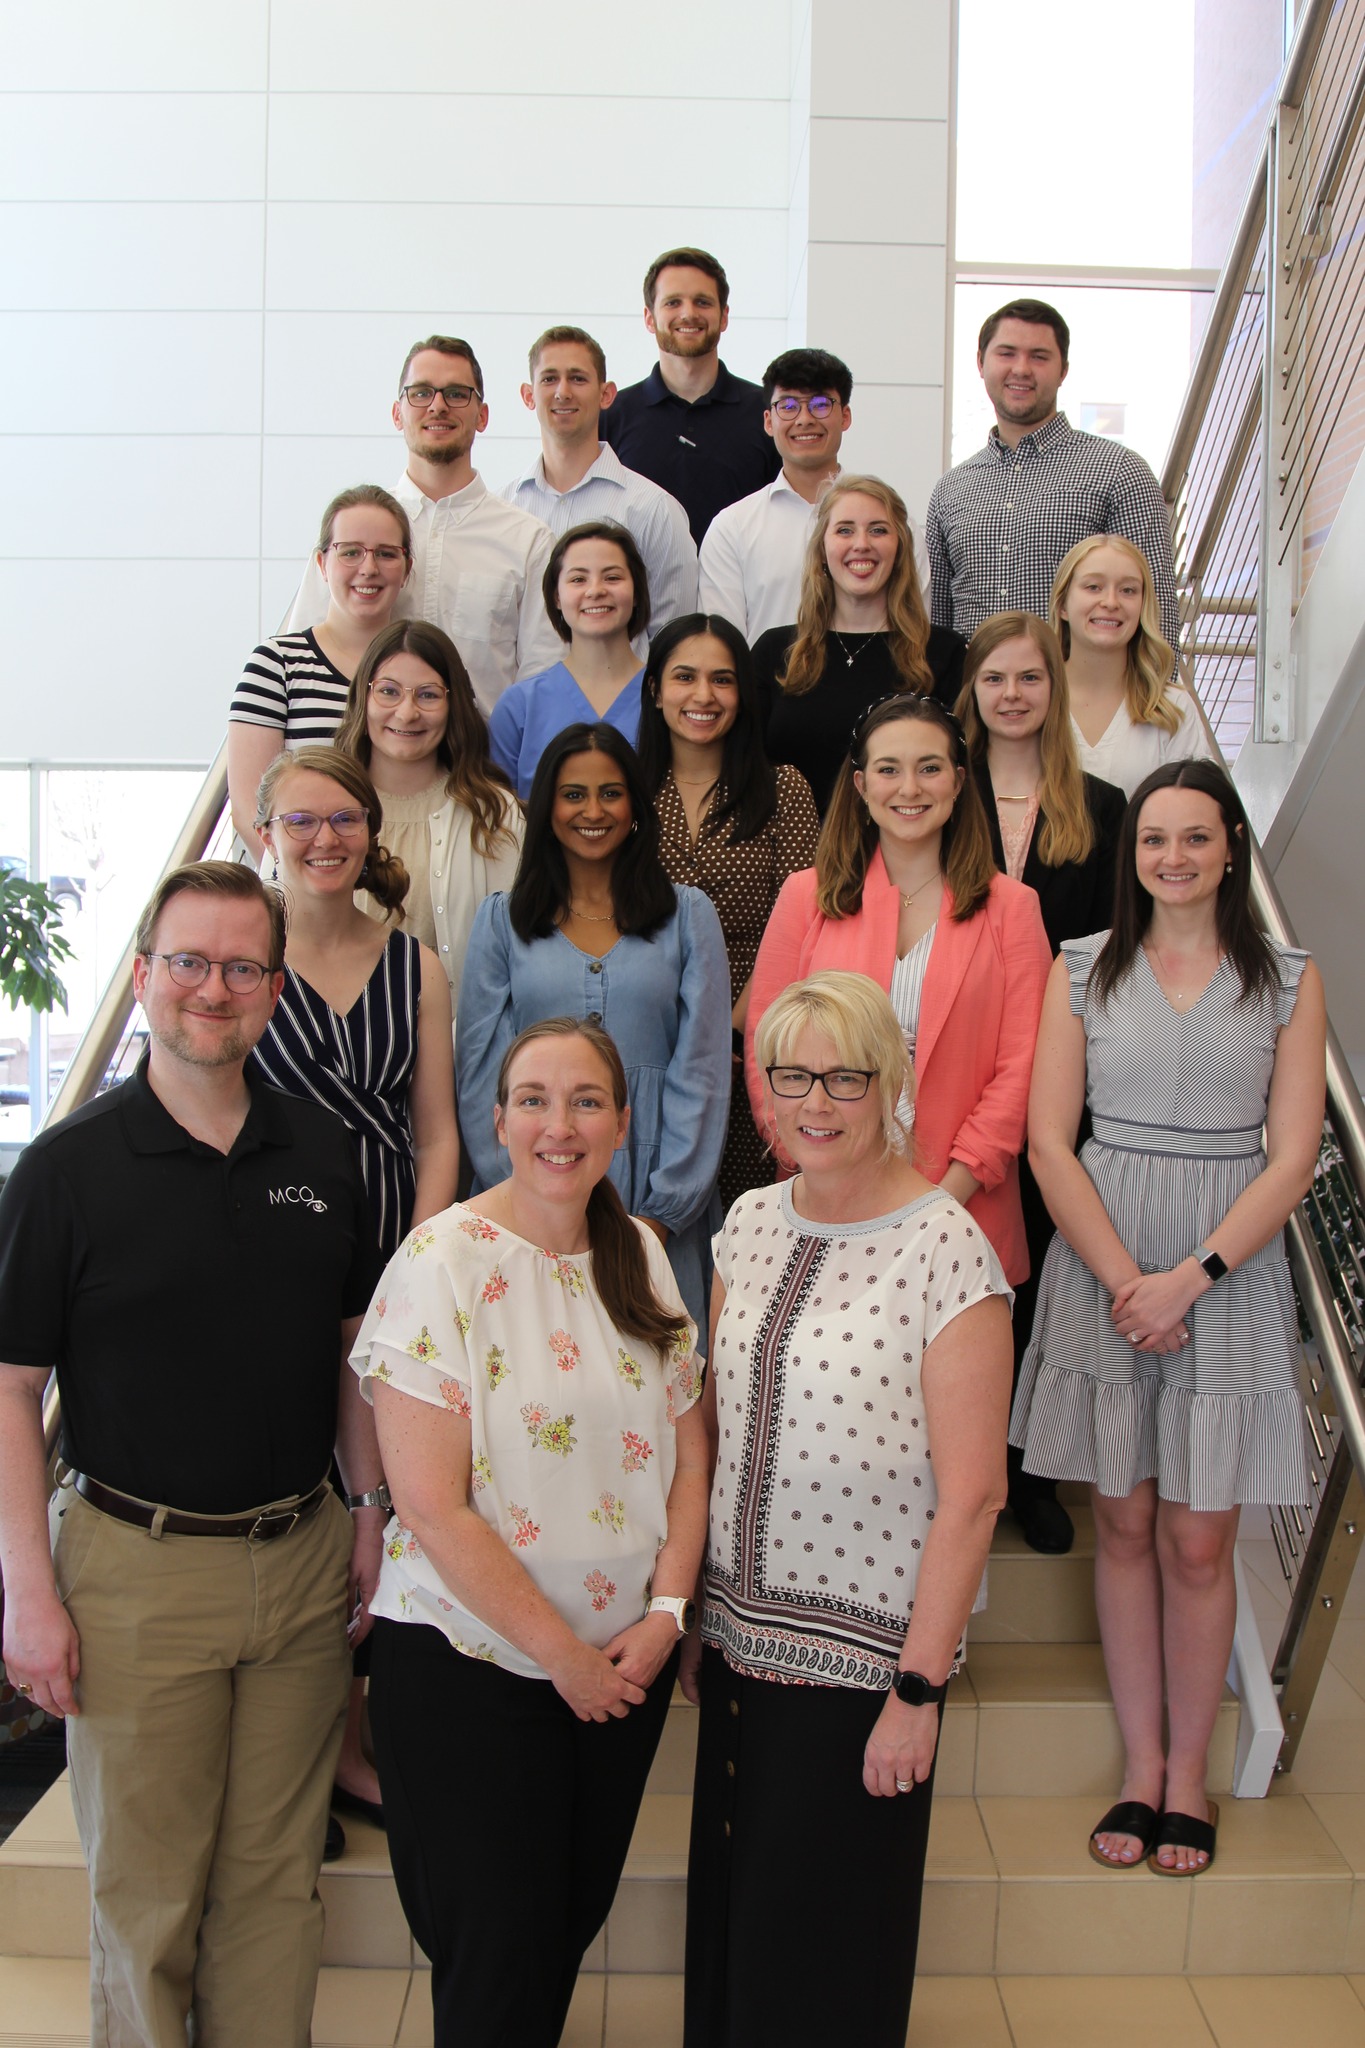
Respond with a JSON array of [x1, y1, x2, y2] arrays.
[[351, 1204, 701, 1679]]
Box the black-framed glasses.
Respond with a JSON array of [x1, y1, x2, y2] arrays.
[[324, 542, 408, 565], [770, 394, 838, 419], [400, 382, 480, 410], [765, 1066, 876, 1100], [368, 680, 449, 710], [265, 808, 369, 841], [145, 952, 270, 993]]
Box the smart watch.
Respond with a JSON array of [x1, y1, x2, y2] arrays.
[[892, 1669, 949, 1707], [1192, 1244, 1228, 1283], [647, 1596, 697, 1635], [345, 1484, 393, 1512]]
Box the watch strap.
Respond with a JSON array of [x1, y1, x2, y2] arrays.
[[345, 1483, 393, 1512]]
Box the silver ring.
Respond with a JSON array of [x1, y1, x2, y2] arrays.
[[895, 1777, 913, 1792], [1180, 1332, 1190, 1345], [14, 1682, 33, 1697], [1128, 1332, 1140, 1345]]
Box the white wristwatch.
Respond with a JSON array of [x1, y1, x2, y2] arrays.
[[647, 1596, 697, 1635]]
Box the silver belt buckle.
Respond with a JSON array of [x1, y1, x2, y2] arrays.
[[249, 1507, 301, 1543]]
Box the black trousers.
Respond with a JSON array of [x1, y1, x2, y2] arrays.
[[683, 1645, 940, 2048], [369, 1618, 676, 2048]]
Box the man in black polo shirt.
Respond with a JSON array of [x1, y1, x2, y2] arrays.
[[600, 245, 779, 546], [0, 861, 385, 2048]]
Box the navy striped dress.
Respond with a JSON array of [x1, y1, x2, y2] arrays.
[[1009, 933, 1310, 1511], [249, 931, 421, 1258]]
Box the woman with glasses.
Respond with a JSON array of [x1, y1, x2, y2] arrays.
[[251, 745, 460, 1822], [489, 522, 651, 800], [229, 485, 413, 855], [333, 621, 523, 1019], [751, 475, 966, 817], [457, 722, 731, 1343], [683, 971, 1014, 2048], [747, 694, 1052, 1287]]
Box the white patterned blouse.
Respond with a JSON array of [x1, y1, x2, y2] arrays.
[[351, 1204, 701, 1679]]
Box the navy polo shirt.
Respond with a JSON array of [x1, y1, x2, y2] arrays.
[[0, 1054, 381, 1514], [601, 360, 779, 546]]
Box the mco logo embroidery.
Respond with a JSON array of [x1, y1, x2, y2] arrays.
[[268, 1185, 329, 1214]]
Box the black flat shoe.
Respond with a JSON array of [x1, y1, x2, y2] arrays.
[[1088, 1800, 1162, 1869], [323, 1814, 346, 1863], [1010, 1488, 1075, 1554], [1148, 1802, 1218, 1875], [332, 1784, 386, 1830]]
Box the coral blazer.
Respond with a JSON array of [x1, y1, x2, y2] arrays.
[[746, 850, 1052, 1282]]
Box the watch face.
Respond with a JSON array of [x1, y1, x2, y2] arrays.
[[894, 1670, 941, 1706], [682, 1600, 698, 1633]]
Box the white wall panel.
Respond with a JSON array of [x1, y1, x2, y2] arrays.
[[2, 205, 265, 312], [0, 96, 266, 203], [0, 313, 262, 435], [839, 383, 952, 525], [267, 96, 789, 210], [2, 0, 269, 91], [0, 560, 258, 764], [806, 243, 947, 386], [810, 0, 951, 119], [260, 435, 402, 560], [809, 118, 948, 245], [267, 0, 793, 97], [0, 437, 261, 559]]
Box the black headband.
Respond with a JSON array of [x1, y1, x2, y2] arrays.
[[849, 691, 964, 758]]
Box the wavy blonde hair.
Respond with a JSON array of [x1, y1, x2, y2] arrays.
[[956, 613, 1095, 868], [1049, 533, 1181, 734], [755, 970, 914, 1159], [779, 476, 932, 699]]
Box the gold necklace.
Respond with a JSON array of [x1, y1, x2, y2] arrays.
[[567, 901, 617, 925], [897, 872, 941, 911], [1147, 941, 1220, 1004]]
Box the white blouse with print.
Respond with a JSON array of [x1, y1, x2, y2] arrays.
[[352, 1205, 701, 1679]]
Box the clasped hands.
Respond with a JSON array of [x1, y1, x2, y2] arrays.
[[1109, 1259, 1211, 1354]]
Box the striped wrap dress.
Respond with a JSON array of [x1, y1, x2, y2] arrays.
[[1009, 933, 1310, 1511]]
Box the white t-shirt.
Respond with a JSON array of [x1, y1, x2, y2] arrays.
[[352, 1204, 700, 1678], [1070, 689, 1211, 800]]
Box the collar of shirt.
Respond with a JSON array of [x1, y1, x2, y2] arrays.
[[771, 466, 837, 506], [514, 440, 628, 500], [394, 468, 488, 525], [117, 1049, 294, 1157], [986, 411, 1074, 463], [642, 360, 744, 410]]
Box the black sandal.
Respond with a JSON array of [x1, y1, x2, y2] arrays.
[[1147, 1801, 1219, 1875], [1088, 1800, 1162, 1869]]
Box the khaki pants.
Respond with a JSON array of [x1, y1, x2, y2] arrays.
[[55, 1488, 352, 2048]]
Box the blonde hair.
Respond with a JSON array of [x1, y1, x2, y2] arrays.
[[957, 613, 1095, 867], [1050, 534, 1181, 735], [755, 971, 914, 1158], [256, 745, 410, 920], [779, 476, 932, 699]]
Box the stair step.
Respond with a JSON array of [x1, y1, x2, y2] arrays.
[[5, 1776, 1360, 1977], [974, 1505, 1100, 1643]]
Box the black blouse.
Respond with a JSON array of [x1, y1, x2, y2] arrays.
[[975, 759, 1127, 956]]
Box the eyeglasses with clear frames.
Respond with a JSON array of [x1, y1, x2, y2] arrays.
[[769, 394, 838, 419], [324, 543, 408, 565], [145, 952, 270, 993], [765, 1066, 877, 1100], [368, 681, 449, 710], [265, 809, 370, 841], [400, 382, 481, 411]]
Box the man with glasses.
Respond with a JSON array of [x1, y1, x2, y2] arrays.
[[699, 348, 853, 641], [0, 861, 385, 2048], [284, 336, 560, 716]]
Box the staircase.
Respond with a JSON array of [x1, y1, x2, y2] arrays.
[[2, 1502, 1364, 2046]]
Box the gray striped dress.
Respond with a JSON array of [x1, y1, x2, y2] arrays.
[[1009, 934, 1310, 1510]]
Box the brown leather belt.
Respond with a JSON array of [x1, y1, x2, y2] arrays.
[[73, 1471, 330, 1542]]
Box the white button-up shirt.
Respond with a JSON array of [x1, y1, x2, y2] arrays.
[[283, 471, 560, 718], [501, 441, 698, 646], [698, 472, 823, 640]]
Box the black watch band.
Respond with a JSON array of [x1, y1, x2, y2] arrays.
[[892, 1669, 949, 1707]]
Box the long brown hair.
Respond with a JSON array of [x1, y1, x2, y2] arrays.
[[817, 696, 997, 923], [256, 745, 410, 920], [1050, 533, 1181, 733], [779, 476, 933, 698], [495, 1019, 692, 1353], [334, 621, 519, 860], [957, 613, 1095, 867]]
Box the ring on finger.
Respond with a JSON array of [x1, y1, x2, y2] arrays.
[[14, 1681, 33, 1697], [895, 1777, 913, 1792]]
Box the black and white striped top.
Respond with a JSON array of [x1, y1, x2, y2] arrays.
[[228, 630, 350, 744], [248, 931, 421, 1258]]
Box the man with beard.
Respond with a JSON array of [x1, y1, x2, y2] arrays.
[[600, 248, 779, 546], [925, 298, 1179, 652], [0, 861, 385, 2048], [283, 336, 559, 715]]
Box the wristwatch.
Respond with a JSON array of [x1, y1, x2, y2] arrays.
[[345, 1483, 393, 1512], [647, 1596, 697, 1635], [892, 1669, 949, 1707], [1192, 1243, 1228, 1283]]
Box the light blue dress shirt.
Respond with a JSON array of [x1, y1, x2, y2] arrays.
[[456, 888, 732, 1342]]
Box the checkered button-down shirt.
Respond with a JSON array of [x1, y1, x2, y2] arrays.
[[925, 412, 1180, 652]]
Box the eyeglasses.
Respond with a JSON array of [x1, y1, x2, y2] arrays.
[[765, 1066, 876, 1100], [325, 543, 408, 565], [400, 382, 480, 410], [770, 394, 838, 419], [265, 809, 370, 841], [369, 681, 449, 710], [145, 952, 270, 993]]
